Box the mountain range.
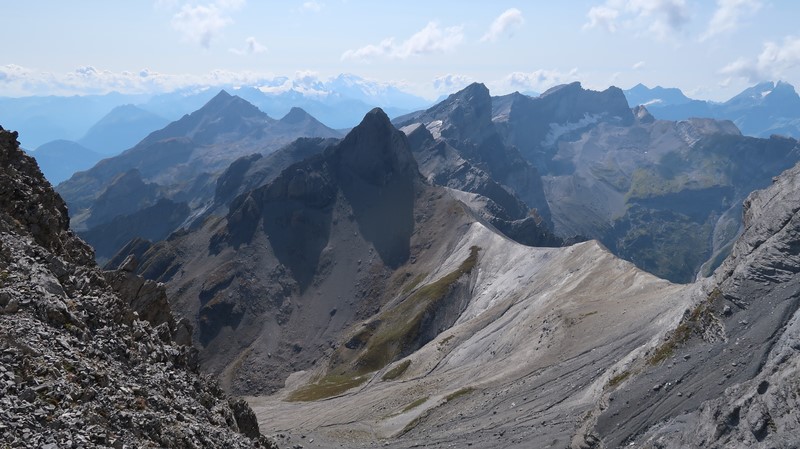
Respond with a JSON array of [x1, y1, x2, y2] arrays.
[[0, 73, 430, 152], [100, 100, 800, 448], [3, 75, 800, 448], [624, 80, 800, 139], [56, 90, 342, 261], [56, 81, 800, 281]]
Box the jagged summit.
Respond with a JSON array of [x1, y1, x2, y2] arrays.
[[332, 107, 418, 185]]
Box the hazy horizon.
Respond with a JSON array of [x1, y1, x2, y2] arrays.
[[1, 1, 798, 101]]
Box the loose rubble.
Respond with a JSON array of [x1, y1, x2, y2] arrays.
[[0, 126, 277, 448]]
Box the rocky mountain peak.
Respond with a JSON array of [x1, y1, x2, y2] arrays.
[[633, 104, 655, 123], [541, 82, 632, 121], [623, 83, 692, 107], [540, 81, 584, 98], [333, 107, 419, 186], [436, 83, 492, 139], [198, 90, 267, 121], [763, 80, 800, 109], [279, 106, 314, 124], [139, 90, 269, 147]]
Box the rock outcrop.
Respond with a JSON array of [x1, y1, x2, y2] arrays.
[[0, 126, 275, 448], [581, 161, 800, 448]]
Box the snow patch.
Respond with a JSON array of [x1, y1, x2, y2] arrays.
[[399, 123, 422, 135], [426, 120, 443, 140], [642, 98, 663, 107], [541, 113, 600, 147]]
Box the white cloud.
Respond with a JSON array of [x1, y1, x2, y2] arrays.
[[0, 64, 283, 96], [169, 0, 245, 48], [301, 1, 323, 12], [584, 5, 619, 32], [720, 36, 800, 82], [154, 0, 179, 11], [341, 21, 464, 61], [700, 0, 761, 41], [494, 68, 581, 94], [632, 60, 646, 70], [481, 8, 525, 42], [433, 74, 474, 93], [584, 0, 689, 41], [230, 36, 267, 55]]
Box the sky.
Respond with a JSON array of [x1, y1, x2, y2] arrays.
[[1, 0, 799, 101]]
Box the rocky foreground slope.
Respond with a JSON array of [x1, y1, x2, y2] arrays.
[[595, 159, 800, 448], [0, 126, 275, 448]]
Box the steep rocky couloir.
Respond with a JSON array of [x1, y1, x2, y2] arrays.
[[0, 126, 275, 448]]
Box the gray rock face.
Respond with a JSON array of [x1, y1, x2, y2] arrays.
[[395, 83, 554, 228], [587, 161, 800, 448], [494, 81, 634, 170], [84, 168, 161, 230], [0, 127, 275, 448], [210, 137, 338, 219], [80, 198, 191, 262]]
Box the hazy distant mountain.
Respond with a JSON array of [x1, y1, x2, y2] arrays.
[[29, 139, 103, 185], [78, 104, 169, 155], [625, 81, 800, 138], [0, 92, 149, 149], [0, 73, 429, 149], [57, 90, 342, 259], [624, 83, 693, 107], [28, 105, 168, 184], [137, 73, 431, 129]]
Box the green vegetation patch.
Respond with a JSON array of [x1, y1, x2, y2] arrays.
[[648, 288, 722, 366], [382, 359, 411, 381], [607, 370, 631, 388], [287, 374, 368, 402], [334, 246, 481, 376], [445, 387, 475, 402], [402, 396, 428, 413], [401, 273, 427, 295]]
